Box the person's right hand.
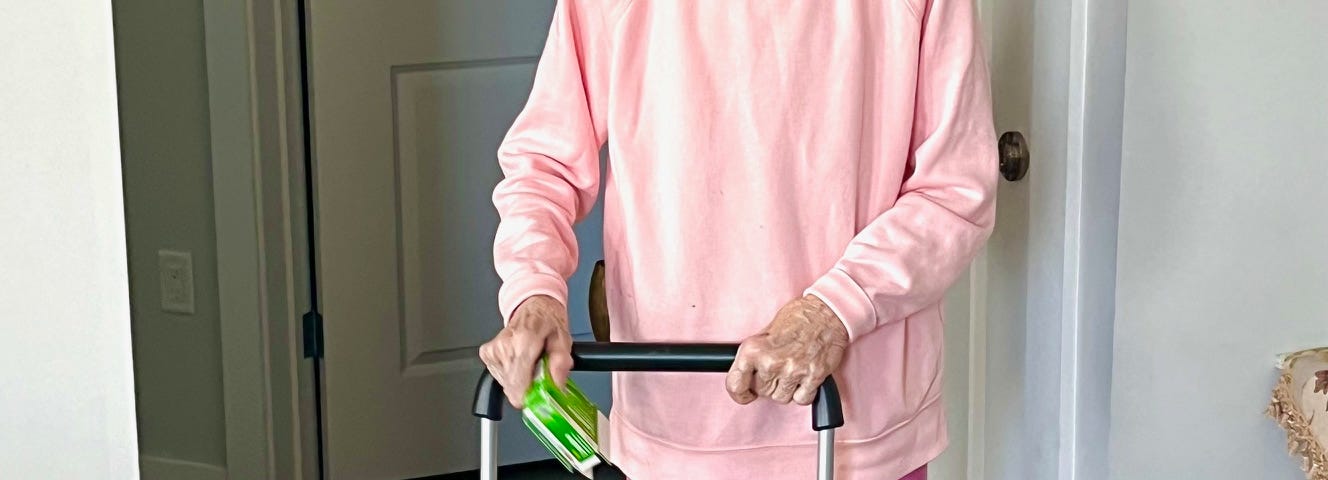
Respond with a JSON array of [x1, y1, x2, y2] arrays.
[[478, 294, 573, 408]]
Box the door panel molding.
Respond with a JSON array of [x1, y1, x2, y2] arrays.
[[391, 59, 538, 377]]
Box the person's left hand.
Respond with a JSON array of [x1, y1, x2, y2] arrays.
[[726, 295, 850, 405]]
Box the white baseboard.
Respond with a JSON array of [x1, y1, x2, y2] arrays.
[[139, 455, 226, 480]]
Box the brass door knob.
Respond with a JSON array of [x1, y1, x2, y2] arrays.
[[999, 131, 1030, 182]]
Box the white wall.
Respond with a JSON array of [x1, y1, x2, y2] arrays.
[[111, 0, 230, 473], [0, 1, 140, 478], [1111, 2, 1328, 478]]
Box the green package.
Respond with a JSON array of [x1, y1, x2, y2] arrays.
[[521, 360, 611, 478]]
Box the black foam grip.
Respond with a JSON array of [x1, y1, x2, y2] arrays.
[[470, 342, 845, 431], [812, 376, 844, 431], [472, 370, 504, 421], [570, 342, 739, 372]]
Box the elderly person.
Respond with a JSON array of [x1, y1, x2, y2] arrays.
[[479, 1, 996, 478]]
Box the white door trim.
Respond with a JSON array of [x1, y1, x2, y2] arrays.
[[203, 0, 272, 476], [204, 0, 315, 477], [971, 0, 1127, 477], [966, 1, 995, 478], [1057, 1, 1127, 479]]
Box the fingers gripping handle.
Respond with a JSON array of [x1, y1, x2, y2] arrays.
[[471, 342, 844, 430]]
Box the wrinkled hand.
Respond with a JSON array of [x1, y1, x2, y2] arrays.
[[726, 295, 850, 405], [478, 295, 573, 408]]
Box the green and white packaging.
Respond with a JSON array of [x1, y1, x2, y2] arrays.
[[521, 360, 612, 478]]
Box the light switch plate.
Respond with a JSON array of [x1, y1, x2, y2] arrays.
[[158, 249, 195, 315]]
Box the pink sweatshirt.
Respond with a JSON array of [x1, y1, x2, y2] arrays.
[[492, 1, 996, 479]]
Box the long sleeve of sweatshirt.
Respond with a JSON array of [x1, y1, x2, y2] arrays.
[[491, 0, 619, 321], [804, 0, 997, 341]]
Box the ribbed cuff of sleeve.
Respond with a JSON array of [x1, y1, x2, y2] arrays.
[[804, 267, 877, 342], [498, 271, 568, 324]]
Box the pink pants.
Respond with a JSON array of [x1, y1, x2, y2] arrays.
[[900, 465, 928, 480], [623, 463, 926, 478]]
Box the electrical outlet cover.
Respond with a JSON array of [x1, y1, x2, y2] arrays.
[[158, 249, 195, 314]]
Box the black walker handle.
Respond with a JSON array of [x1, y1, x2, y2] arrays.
[[472, 342, 844, 431]]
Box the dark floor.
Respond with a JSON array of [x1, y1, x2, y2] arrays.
[[420, 460, 588, 480]]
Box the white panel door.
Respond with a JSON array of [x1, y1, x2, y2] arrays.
[[931, 0, 1045, 478], [306, 1, 611, 478]]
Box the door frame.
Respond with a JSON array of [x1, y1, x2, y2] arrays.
[[200, 0, 1129, 478], [968, 0, 1127, 479], [204, 0, 319, 478], [1056, 1, 1126, 479]]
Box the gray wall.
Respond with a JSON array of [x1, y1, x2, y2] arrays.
[[112, 0, 228, 469], [1111, 1, 1328, 478]]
